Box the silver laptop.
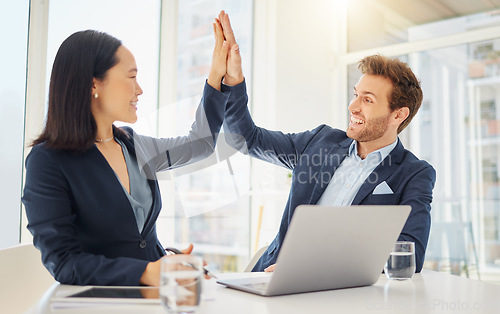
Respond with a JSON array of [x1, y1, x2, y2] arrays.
[[217, 205, 411, 296]]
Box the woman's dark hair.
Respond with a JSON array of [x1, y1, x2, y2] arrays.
[[33, 30, 123, 152]]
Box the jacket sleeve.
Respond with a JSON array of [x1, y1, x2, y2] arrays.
[[397, 163, 436, 272], [132, 81, 229, 175], [22, 146, 149, 286], [222, 80, 322, 170]]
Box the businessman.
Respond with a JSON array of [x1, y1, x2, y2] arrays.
[[216, 11, 436, 273]]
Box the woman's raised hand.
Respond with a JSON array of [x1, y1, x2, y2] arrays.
[[218, 10, 244, 86], [207, 16, 230, 91]]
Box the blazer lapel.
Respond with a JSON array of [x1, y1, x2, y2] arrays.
[[309, 138, 352, 204], [351, 139, 405, 205]]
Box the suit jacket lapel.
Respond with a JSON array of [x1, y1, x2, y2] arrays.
[[309, 138, 352, 204], [351, 139, 405, 205]]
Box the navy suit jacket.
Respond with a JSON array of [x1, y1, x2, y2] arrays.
[[222, 81, 436, 273], [22, 83, 229, 286]]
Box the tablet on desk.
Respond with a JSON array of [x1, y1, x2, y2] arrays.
[[51, 286, 161, 305]]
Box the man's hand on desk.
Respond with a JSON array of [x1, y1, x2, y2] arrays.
[[264, 264, 276, 272]]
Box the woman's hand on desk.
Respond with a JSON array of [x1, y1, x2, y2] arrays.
[[181, 244, 211, 279], [140, 243, 196, 286], [264, 264, 276, 272], [140, 259, 161, 286], [180, 243, 194, 254]]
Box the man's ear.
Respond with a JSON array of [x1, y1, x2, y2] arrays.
[[393, 107, 410, 124]]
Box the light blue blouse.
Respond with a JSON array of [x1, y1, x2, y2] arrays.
[[114, 138, 153, 234]]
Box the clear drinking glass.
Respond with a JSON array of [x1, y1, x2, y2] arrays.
[[384, 241, 416, 280], [160, 255, 203, 313]]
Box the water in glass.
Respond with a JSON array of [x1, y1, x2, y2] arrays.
[[385, 251, 415, 280], [160, 269, 202, 313]]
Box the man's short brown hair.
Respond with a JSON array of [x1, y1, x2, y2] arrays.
[[358, 54, 423, 133]]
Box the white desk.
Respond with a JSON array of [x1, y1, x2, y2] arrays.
[[28, 270, 500, 314]]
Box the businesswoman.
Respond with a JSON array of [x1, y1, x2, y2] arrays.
[[22, 19, 232, 286]]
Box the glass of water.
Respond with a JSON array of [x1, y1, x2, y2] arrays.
[[384, 241, 416, 280], [160, 254, 203, 313]]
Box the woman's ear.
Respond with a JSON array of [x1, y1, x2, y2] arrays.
[[92, 78, 100, 99]]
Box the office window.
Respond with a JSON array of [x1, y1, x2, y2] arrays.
[[347, 9, 500, 277], [156, 0, 253, 273], [45, 0, 161, 135], [0, 0, 29, 249]]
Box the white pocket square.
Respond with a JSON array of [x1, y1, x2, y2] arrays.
[[373, 181, 394, 195]]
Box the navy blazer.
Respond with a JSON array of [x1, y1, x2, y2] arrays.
[[222, 82, 436, 272], [22, 83, 230, 286]]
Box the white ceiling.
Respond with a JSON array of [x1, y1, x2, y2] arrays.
[[376, 0, 500, 25], [347, 0, 500, 52]]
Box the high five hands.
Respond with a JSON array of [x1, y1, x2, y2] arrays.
[[208, 10, 245, 91]]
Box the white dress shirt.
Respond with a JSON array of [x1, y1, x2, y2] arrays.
[[317, 139, 397, 206]]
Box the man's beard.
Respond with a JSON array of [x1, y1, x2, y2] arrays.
[[347, 114, 390, 142]]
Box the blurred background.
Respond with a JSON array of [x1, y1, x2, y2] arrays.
[[2, 0, 500, 283]]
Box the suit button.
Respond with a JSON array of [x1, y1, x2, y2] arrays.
[[139, 240, 147, 249]]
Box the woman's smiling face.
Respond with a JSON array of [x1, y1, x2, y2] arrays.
[[91, 45, 143, 124]]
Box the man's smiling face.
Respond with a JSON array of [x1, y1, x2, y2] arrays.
[[346, 74, 394, 143]]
